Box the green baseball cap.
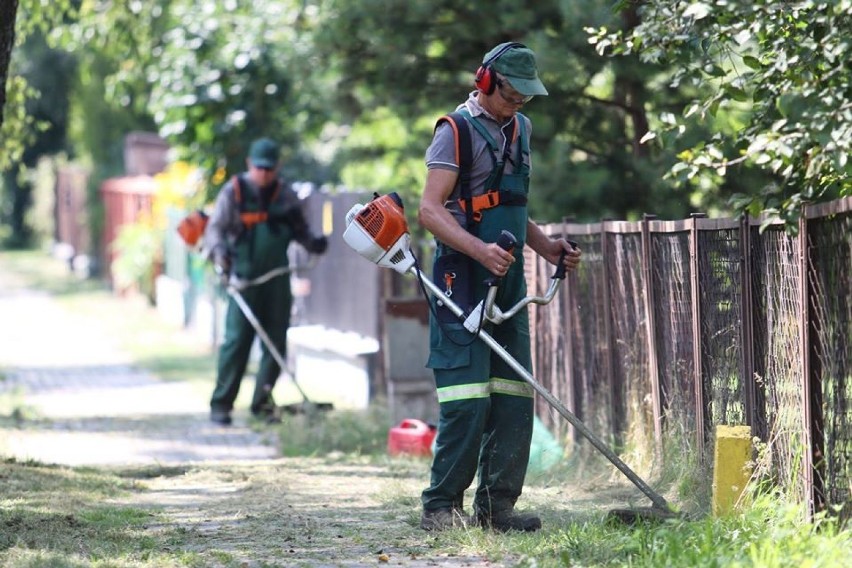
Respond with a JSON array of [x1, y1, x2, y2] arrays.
[[487, 43, 549, 97], [248, 137, 280, 168]]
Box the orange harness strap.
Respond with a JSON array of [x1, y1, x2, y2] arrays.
[[458, 191, 501, 222], [457, 190, 527, 222], [232, 175, 280, 228], [239, 211, 268, 227]]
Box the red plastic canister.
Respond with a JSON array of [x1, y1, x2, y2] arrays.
[[387, 419, 437, 457]]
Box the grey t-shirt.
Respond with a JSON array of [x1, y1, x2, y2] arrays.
[[425, 91, 532, 225]]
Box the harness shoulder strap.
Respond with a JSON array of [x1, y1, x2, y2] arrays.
[[233, 174, 279, 228], [515, 112, 529, 166], [437, 111, 474, 230]]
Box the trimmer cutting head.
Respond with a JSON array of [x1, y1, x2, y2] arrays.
[[343, 192, 416, 274], [607, 506, 682, 525]]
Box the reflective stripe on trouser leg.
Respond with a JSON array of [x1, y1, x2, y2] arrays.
[[436, 377, 534, 403]]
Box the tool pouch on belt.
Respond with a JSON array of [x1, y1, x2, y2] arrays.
[[432, 251, 474, 324]]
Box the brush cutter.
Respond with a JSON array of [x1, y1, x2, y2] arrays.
[[342, 192, 678, 523], [219, 258, 334, 416]]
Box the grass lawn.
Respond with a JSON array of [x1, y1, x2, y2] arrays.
[[1, 247, 851, 567]]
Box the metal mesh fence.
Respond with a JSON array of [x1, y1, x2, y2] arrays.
[[697, 226, 746, 429], [529, 196, 852, 517], [750, 225, 807, 502], [650, 230, 696, 457], [529, 228, 614, 448], [807, 210, 852, 514], [605, 230, 654, 456], [566, 231, 612, 445]]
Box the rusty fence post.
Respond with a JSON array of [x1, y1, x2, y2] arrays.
[[798, 210, 825, 518], [640, 214, 663, 456], [689, 213, 707, 462], [739, 215, 761, 441], [562, 218, 579, 444], [601, 221, 622, 447]]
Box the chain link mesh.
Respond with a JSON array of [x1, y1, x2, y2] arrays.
[[526, 200, 850, 516]]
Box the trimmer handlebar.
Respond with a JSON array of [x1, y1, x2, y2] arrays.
[[216, 255, 319, 291], [551, 241, 578, 281], [496, 229, 517, 252], [480, 238, 577, 325]]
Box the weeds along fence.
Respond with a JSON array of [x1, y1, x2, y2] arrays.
[[528, 196, 851, 518]]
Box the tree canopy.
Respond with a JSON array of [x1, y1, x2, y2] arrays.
[[2, 0, 849, 244], [590, 0, 852, 230]]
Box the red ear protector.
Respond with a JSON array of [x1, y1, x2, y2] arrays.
[[474, 42, 526, 95]]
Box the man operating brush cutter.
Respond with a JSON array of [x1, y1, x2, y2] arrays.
[[203, 137, 329, 426], [217, 260, 334, 419], [345, 191, 680, 532], [415, 42, 583, 533]]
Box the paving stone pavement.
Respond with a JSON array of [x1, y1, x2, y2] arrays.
[[0, 278, 278, 467]]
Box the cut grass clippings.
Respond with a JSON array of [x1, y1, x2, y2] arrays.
[[3, 455, 852, 568], [2, 248, 851, 567]]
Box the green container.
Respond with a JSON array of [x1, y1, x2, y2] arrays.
[[429, 415, 563, 474], [528, 415, 563, 474]]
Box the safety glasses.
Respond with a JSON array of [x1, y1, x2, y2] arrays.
[[496, 78, 533, 105]]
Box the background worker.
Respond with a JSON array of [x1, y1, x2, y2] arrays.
[[417, 43, 582, 532], [204, 137, 328, 426]]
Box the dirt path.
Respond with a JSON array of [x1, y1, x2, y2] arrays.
[[115, 456, 635, 567], [0, 266, 277, 465], [0, 254, 650, 566], [118, 459, 513, 567]]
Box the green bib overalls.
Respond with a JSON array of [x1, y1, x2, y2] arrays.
[[211, 178, 294, 415], [422, 111, 536, 518]]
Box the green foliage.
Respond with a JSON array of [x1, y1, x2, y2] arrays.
[[9, 0, 849, 256], [0, 0, 76, 171], [589, 0, 852, 232], [58, 0, 336, 200], [0, 77, 38, 172], [109, 221, 162, 303], [335, 107, 432, 197], [311, 0, 744, 222], [0, 20, 77, 247]]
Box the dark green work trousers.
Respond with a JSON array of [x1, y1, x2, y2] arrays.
[[210, 277, 292, 414]]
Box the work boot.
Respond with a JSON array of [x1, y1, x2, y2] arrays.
[[210, 409, 232, 426], [475, 509, 542, 533], [251, 398, 282, 424], [420, 507, 469, 531], [251, 405, 282, 424]]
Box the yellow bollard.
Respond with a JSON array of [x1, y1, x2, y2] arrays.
[[712, 425, 753, 516]]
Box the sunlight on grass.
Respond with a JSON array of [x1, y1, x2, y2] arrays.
[[3, 249, 851, 567]]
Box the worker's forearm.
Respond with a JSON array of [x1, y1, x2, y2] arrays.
[[525, 219, 552, 257], [419, 201, 486, 262]]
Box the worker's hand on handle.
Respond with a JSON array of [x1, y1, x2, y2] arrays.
[[213, 250, 232, 288], [480, 230, 517, 278], [307, 235, 328, 255], [543, 238, 581, 275]]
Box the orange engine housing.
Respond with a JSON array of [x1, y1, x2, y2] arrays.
[[355, 193, 409, 252]]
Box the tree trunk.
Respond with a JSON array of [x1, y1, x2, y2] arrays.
[[0, 0, 20, 128], [619, 0, 650, 159]]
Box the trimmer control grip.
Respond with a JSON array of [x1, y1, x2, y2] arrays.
[[553, 251, 568, 280], [553, 240, 579, 280], [496, 230, 517, 253]]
